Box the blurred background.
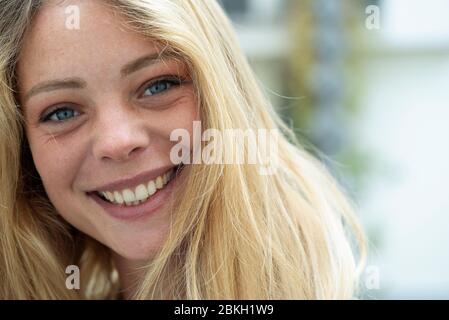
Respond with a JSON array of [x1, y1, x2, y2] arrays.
[[219, 0, 449, 299]]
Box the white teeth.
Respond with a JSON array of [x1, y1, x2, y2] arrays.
[[106, 191, 114, 202], [147, 180, 156, 196], [134, 184, 149, 201], [155, 176, 163, 189], [98, 168, 175, 206], [122, 189, 135, 204], [113, 191, 124, 204]]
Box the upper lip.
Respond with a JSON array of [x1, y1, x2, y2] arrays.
[[86, 165, 178, 193]]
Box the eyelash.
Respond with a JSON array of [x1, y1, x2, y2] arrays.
[[39, 76, 184, 123]]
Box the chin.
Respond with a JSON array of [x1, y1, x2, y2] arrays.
[[107, 225, 171, 262]]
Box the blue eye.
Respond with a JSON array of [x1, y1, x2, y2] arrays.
[[142, 79, 179, 96], [42, 107, 80, 123]]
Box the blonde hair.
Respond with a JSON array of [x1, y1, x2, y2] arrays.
[[0, 0, 366, 299]]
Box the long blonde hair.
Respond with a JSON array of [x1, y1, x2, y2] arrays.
[[0, 0, 366, 299]]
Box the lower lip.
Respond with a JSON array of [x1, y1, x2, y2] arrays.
[[87, 167, 183, 221]]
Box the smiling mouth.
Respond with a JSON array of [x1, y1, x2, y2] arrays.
[[88, 164, 184, 207]]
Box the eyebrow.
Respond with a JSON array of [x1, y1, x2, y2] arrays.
[[23, 77, 87, 103], [23, 51, 168, 103], [120, 51, 165, 77]]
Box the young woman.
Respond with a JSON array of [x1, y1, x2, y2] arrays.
[[0, 0, 366, 299]]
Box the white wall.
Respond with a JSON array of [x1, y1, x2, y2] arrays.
[[356, 0, 449, 298]]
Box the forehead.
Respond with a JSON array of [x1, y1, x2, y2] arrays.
[[17, 0, 161, 90]]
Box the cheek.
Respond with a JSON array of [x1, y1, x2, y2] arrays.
[[27, 131, 84, 196], [171, 95, 199, 132], [27, 133, 92, 233], [158, 95, 199, 149]]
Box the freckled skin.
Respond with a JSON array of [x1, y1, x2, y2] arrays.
[[16, 0, 198, 282]]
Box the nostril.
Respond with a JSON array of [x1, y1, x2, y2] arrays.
[[130, 146, 143, 155], [100, 146, 142, 162]]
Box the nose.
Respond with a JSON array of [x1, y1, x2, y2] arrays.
[[92, 103, 150, 162]]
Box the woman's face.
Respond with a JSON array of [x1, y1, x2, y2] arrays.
[[16, 0, 197, 261]]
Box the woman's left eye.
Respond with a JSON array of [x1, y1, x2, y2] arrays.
[[141, 78, 181, 97]]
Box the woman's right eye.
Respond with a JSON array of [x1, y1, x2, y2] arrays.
[[41, 106, 81, 123]]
